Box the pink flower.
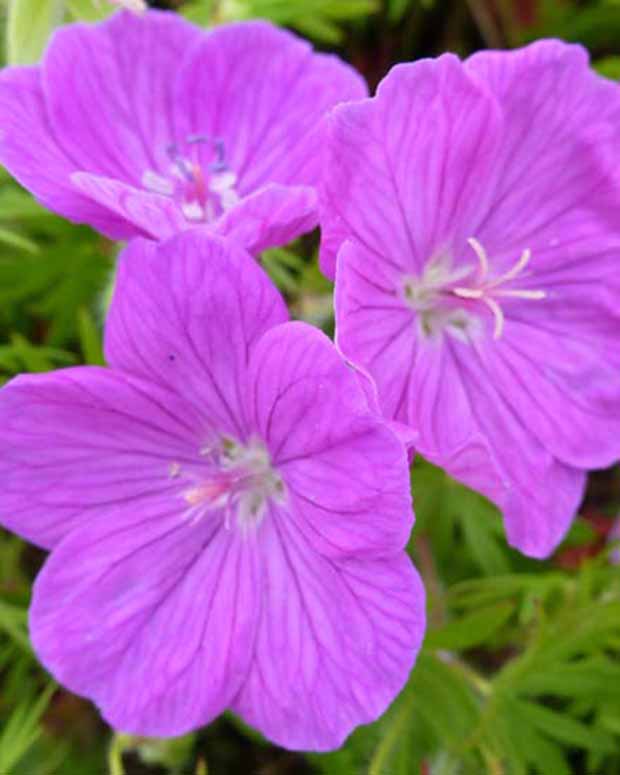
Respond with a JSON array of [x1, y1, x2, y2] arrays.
[[0, 12, 366, 254], [0, 231, 424, 750], [320, 41, 620, 558]]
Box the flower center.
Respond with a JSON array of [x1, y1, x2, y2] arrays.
[[142, 136, 239, 224], [171, 436, 285, 535], [402, 238, 546, 341]]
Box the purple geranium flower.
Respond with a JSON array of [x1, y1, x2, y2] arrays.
[[0, 231, 424, 750], [320, 41, 620, 558], [0, 11, 366, 254]]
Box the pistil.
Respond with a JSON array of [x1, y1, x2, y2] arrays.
[[141, 136, 239, 224]]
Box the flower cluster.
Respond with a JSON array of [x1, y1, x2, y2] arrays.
[[0, 7, 619, 753]]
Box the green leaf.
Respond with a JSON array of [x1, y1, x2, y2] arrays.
[[0, 227, 40, 255], [426, 602, 515, 651], [0, 334, 76, 375], [0, 186, 53, 221], [6, 0, 64, 65], [494, 696, 571, 775], [261, 248, 301, 294], [518, 657, 620, 700], [387, 0, 412, 22], [594, 56, 620, 79], [404, 654, 481, 752], [66, 0, 113, 20], [0, 599, 30, 653], [201, 0, 376, 43], [0, 683, 56, 774], [514, 699, 617, 754], [412, 457, 511, 577], [77, 307, 105, 365]]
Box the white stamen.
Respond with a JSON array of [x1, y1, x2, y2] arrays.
[[450, 239, 545, 340], [467, 237, 490, 278], [219, 188, 240, 210], [142, 170, 174, 197], [494, 289, 546, 300], [181, 200, 205, 222], [210, 171, 239, 211], [209, 171, 237, 193], [168, 462, 181, 478], [452, 286, 484, 299], [481, 296, 505, 339], [488, 248, 532, 288]]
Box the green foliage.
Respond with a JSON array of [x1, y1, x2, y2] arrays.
[[6, 0, 63, 65], [0, 683, 56, 774], [411, 457, 515, 579], [310, 559, 620, 775], [0, 177, 113, 361], [594, 55, 620, 79], [5, 0, 112, 65], [182, 0, 376, 42]]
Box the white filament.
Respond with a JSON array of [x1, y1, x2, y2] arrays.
[[452, 238, 546, 339]]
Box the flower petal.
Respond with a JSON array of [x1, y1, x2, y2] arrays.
[[105, 232, 288, 435], [71, 172, 186, 239], [0, 68, 132, 238], [442, 341, 586, 558], [31, 510, 260, 736], [335, 241, 419, 423], [232, 520, 424, 750], [0, 367, 205, 549], [72, 176, 319, 253], [466, 40, 620, 266], [320, 55, 502, 278], [214, 184, 318, 255], [483, 301, 620, 469], [247, 321, 413, 558], [43, 10, 201, 183], [175, 20, 367, 194]]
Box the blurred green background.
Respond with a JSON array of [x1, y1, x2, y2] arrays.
[[0, 0, 620, 773]]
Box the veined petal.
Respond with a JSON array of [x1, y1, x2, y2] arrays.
[[247, 322, 413, 557], [71, 172, 186, 239], [43, 10, 201, 183], [483, 300, 620, 469], [466, 40, 620, 270], [443, 340, 586, 557], [0, 68, 132, 239], [105, 232, 288, 436], [320, 55, 502, 278], [175, 20, 367, 195], [31, 510, 260, 736], [232, 519, 424, 751], [0, 367, 205, 549], [335, 241, 419, 423], [213, 184, 318, 255]]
